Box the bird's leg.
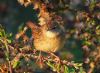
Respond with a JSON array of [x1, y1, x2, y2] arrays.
[[36, 51, 42, 62], [36, 51, 45, 68], [49, 52, 61, 63]]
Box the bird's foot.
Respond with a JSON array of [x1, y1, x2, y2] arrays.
[[36, 51, 45, 68], [49, 52, 61, 63]]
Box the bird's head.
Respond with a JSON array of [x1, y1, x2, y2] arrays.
[[41, 21, 65, 38]]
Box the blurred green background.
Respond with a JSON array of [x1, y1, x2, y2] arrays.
[[0, 0, 38, 34]]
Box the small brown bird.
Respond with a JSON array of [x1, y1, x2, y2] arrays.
[[26, 21, 65, 53]]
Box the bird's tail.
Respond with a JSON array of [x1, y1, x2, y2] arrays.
[[26, 21, 38, 30]]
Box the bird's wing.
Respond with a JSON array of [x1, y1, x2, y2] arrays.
[[26, 21, 42, 39]]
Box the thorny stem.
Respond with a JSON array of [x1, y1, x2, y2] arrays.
[[0, 38, 82, 72], [14, 50, 76, 68], [0, 38, 12, 73]]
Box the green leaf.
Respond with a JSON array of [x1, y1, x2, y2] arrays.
[[79, 67, 84, 73], [46, 61, 56, 71], [64, 65, 69, 73], [13, 60, 20, 68], [5, 52, 9, 61], [7, 39, 12, 43], [96, 25, 100, 29], [70, 68, 75, 73], [0, 32, 2, 37]]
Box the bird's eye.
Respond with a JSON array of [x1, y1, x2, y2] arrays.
[[52, 25, 57, 29]]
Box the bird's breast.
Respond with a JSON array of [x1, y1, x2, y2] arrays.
[[45, 31, 60, 38], [34, 34, 65, 52]]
